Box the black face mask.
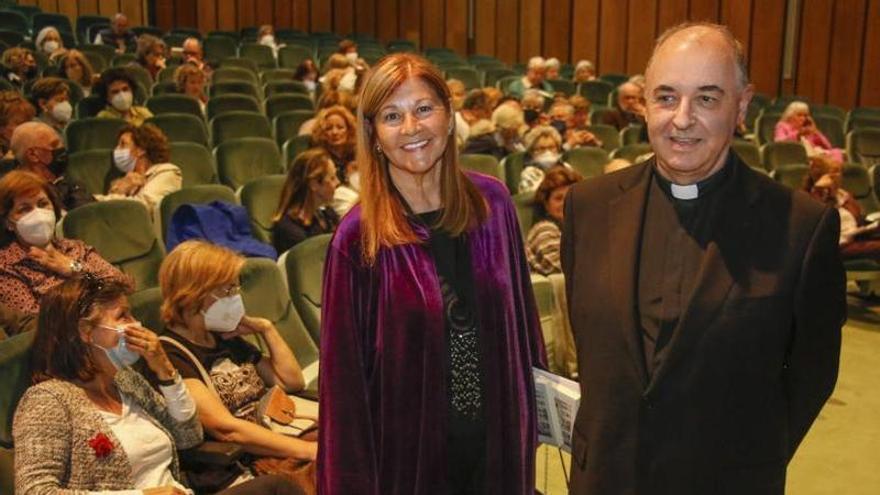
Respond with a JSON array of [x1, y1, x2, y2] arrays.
[[47, 147, 68, 177], [524, 109, 540, 125], [550, 119, 568, 135]]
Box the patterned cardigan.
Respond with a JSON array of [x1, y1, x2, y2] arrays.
[[13, 367, 203, 495]]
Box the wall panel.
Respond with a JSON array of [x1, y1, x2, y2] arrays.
[[542, 0, 571, 62], [292, 0, 310, 32], [195, 0, 217, 32], [860, 0, 880, 107], [794, 0, 834, 103], [626, 0, 656, 74], [79, 0, 100, 15], [376, 0, 399, 43], [216, 0, 236, 31], [720, 0, 752, 57], [274, 0, 292, 30], [689, 0, 720, 22], [354, 0, 377, 37], [333, 0, 355, 36], [98, 0, 119, 17], [445, 0, 468, 56], [422, 0, 446, 52], [826, 0, 868, 108], [310, 0, 332, 32], [519, 0, 543, 60], [255, 0, 276, 27], [175, 0, 197, 29], [656, 0, 689, 34], [495, 0, 520, 64], [474, 0, 498, 56], [398, 0, 421, 46], [748, 0, 785, 96], [598, 0, 629, 74], [570, 0, 599, 66]]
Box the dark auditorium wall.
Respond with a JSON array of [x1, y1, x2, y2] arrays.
[[22, 0, 880, 108], [16, 0, 146, 26]]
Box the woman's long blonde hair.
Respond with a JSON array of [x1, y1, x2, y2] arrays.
[[356, 53, 488, 264]]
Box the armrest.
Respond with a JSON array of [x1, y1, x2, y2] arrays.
[[179, 441, 244, 466]]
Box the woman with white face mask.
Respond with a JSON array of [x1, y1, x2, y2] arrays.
[[518, 125, 573, 194], [256, 24, 283, 57], [34, 26, 67, 62], [0, 170, 129, 314], [95, 124, 182, 222], [30, 77, 73, 136], [95, 67, 154, 126], [157, 240, 317, 493]]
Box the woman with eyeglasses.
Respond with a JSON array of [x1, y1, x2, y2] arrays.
[[157, 240, 317, 494]]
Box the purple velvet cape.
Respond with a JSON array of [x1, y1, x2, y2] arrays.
[[318, 173, 547, 494]]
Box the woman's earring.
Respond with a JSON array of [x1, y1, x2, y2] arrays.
[[375, 143, 383, 155]]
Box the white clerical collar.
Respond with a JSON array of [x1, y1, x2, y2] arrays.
[[670, 183, 699, 200]]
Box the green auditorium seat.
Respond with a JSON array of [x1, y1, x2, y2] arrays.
[[814, 115, 845, 149], [282, 233, 331, 345], [842, 164, 880, 214], [146, 94, 204, 119], [547, 79, 576, 97], [513, 191, 536, 241], [0, 10, 28, 36], [65, 117, 127, 153], [589, 107, 616, 126], [238, 43, 277, 69], [587, 124, 620, 152], [502, 151, 527, 194], [755, 110, 782, 145], [111, 53, 137, 67], [275, 111, 314, 148], [445, 67, 482, 90], [565, 146, 610, 179], [731, 140, 762, 171], [75, 95, 106, 119], [620, 124, 646, 145], [812, 104, 847, 122], [156, 66, 177, 82], [169, 142, 217, 187], [459, 153, 503, 182], [261, 69, 297, 84], [761, 141, 807, 172], [65, 149, 117, 196], [847, 129, 880, 167], [210, 111, 272, 148], [771, 164, 808, 190], [240, 258, 319, 391], [159, 184, 237, 244], [0, 331, 35, 495], [265, 94, 314, 120], [129, 286, 164, 334], [846, 115, 880, 133], [220, 57, 260, 74], [206, 94, 261, 120], [209, 81, 261, 100], [497, 75, 521, 94], [212, 67, 259, 85], [146, 113, 209, 147], [214, 137, 282, 190], [598, 73, 628, 87], [203, 35, 237, 65], [63, 200, 165, 291], [123, 65, 154, 98], [282, 135, 313, 168], [76, 14, 110, 44], [264, 80, 309, 97], [278, 45, 314, 69], [484, 68, 517, 88], [240, 174, 285, 244], [578, 80, 614, 106], [150, 81, 178, 96], [611, 143, 653, 164]]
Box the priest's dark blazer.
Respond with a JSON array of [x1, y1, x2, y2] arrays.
[[560, 154, 846, 495]]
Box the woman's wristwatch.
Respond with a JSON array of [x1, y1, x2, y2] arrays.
[[157, 369, 180, 387]]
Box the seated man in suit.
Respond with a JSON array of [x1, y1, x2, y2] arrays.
[[602, 80, 646, 131], [562, 22, 845, 495]]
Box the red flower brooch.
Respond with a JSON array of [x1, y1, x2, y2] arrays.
[[88, 432, 113, 458]]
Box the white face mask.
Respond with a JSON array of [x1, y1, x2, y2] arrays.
[[534, 150, 561, 168], [303, 80, 317, 92], [43, 40, 59, 53], [50, 101, 73, 123], [13, 207, 55, 246], [202, 294, 245, 333], [345, 52, 358, 63], [110, 91, 133, 112], [92, 324, 141, 370], [260, 35, 275, 47], [339, 71, 357, 92], [113, 147, 136, 173]]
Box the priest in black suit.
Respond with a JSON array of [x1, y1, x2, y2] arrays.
[[561, 23, 846, 495]]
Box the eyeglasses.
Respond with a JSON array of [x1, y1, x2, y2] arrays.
[[212, 284, 241, 298]]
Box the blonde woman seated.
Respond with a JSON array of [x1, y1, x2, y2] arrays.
[[272, 148, 340, 254], [774, 101, 844, 163], [95, 124, 182, 222], [174, 63, 208, 113], [59, 49, 97, 97], [157, 240, 317, 493], [34, 26, 68, 62], [526, 166, 583, 275]]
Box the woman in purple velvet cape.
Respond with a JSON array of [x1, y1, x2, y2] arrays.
[[318, 53, 547, 494]]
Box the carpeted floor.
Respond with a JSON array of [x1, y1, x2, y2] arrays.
[[536, 295, 880, 494]]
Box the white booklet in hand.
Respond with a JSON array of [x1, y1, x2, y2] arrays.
[[533, 367, 581, 453]]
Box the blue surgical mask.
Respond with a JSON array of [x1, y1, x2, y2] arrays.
[[93, 324, 140, 369]]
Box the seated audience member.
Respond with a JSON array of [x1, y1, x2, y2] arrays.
[[569, 95, 591, 129], [58, 49, 97, 97], [573, 60, 597, 83], [258, 24, 282, 56], [521, 88, 547, 128], [526, 166, 583, 275], [775, 101, 844, 163], [157, 240, 318, 492], [519, 125, 571, 193], [95, 13, 137, 53], [322, 53, 352, 75], [95, 124, 182, 220], [182, 37, 213, 79], [174, 63, 208, 112], [331, 158, 359, 218], [0, 91, 36, 167], [604, 157, 633, 174], [484, 86, 503, 109], [507, 56, 553, 98], [34, 26, 67, 62], [804, 155, 879, 258], [293, 58, 319, 93], [463, 103, 526, 160], [11, 122, 94, 210], [272, 148, 340, 253], [135, 35, 168, 82], [0, 302, 36, 340], [460, 89, 493, 126], [602, 81, 646, 130], [1, 47, 38, 91], [95, 68, 154, 126], [545, 57, 561, 80], [337, 38, 369, 72], [548, 100, 602, 150], [297, 89, 355, 136], [30, 77, 73, 138], [310, 105, 356, 173], [0, 171, 127, 314], [447, 79, 470, 147]]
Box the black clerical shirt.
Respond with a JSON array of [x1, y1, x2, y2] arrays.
[[637, 159, 732, 375]]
